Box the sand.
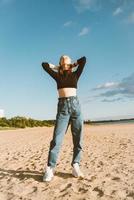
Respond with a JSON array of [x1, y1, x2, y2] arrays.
[[0, 123, 134, 200]]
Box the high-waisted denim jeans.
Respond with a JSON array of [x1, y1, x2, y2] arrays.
[[47, 95, 84, 168]]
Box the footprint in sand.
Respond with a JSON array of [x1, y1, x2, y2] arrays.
[[93, 186, 104, 197], [111, 176, 121, 181]]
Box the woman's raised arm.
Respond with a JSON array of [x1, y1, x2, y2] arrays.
[[41, 62, 58, 81], [74, 56, 86, 79]]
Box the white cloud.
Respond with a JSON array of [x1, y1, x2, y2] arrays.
[[72, 0, 100, 13], [87, 72, 134, 102], [78, 26, 90, 36], [113, 7, 123, 16], [94, 82, 119, 90], [102, 97, 123, 102], [72, 0, 134, 15], [63, 21, 72, 27], [73, 0, 92, 12], [0, 109, 4, 117]]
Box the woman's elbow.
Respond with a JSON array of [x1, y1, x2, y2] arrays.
[[41, 62, 49, 70], [42, 62, 49, 67], [83, 56, 86, 64]]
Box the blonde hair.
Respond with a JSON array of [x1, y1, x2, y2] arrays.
[[59, 55, 72, 66], [48, 55, 73, 75]]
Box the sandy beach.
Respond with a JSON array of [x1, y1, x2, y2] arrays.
[[0, 123, 134, 200]]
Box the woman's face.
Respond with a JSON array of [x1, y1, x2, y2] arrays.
[[60, 57, 71, 70]]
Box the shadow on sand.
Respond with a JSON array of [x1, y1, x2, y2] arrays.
[[0, 168, 74, 182]]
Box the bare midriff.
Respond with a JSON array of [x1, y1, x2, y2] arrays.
[[58, 88, 77, 98]]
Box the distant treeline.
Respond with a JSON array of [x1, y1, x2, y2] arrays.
[[1, 116, 134, 129], [0, 116, 55, 128], [85, 118, 134, 124]]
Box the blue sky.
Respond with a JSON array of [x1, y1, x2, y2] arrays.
[[0, 0, 134, 121]]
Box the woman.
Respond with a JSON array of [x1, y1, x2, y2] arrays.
[[41, 55, 86, 182]]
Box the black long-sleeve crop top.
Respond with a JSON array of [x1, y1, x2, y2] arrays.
[[41, 56, 86, 89]]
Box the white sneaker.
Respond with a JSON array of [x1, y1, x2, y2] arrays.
[[72, 163, 84, 178], [43, 166, 54, 182]]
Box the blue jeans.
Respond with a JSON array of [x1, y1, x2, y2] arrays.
[[47, 95, 84, 168]]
